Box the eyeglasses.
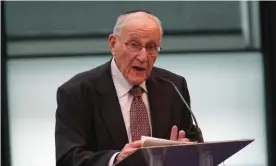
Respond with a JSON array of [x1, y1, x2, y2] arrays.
[[117, 36, 162, 55]]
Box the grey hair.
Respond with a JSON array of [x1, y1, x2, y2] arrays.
[[112, 11, 163, 36]]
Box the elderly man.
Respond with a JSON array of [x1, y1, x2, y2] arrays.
[[55, 10, 202, 166]]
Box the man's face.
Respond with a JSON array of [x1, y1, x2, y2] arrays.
[[109, 13, 162, 85]]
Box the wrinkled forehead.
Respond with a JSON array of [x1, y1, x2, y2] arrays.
[[120, 13, 162, 41]]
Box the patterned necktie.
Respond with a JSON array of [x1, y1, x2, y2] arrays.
[[129, 86, 151, 142]]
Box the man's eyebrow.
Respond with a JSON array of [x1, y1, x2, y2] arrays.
[[146, 40, 159, 46], [147, 40, 158, 44], [127, 35, 158, 45]]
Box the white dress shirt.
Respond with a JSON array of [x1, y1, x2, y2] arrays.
[[108, 58, 152, 166]]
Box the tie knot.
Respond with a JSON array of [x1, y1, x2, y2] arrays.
[[129, 86, 143, 97]]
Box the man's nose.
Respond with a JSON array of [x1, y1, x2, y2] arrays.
[[137, 48, 148, 62]]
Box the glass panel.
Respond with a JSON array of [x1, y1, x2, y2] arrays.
[[5, 1, 261, 57], [5, 1, 241, 37]]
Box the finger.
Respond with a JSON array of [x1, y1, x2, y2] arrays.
[[124, 147, 138, 155], [178, 130, 185, 140], [180, 138, 190, 142], [170, 125, 178, 141], [130, 140, 142, 148]]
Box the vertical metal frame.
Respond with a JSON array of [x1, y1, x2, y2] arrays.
[[1, 1, 12, 166], [260, 2, 276, 166]]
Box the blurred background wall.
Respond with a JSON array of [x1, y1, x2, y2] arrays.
[[2, 1, 275, 166]]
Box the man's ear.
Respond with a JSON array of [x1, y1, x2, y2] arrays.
[[109, 34, 116, 57]]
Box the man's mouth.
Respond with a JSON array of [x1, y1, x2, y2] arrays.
[[132, 66, 145, 71]]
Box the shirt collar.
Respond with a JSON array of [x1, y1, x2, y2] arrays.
[[111, 58, 147, 98]]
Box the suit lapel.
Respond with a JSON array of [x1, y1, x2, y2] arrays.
[[95, 61, 128, 149], [146, 73, 174, 139]]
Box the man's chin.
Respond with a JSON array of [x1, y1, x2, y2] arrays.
[[127, 78, 146, 86]]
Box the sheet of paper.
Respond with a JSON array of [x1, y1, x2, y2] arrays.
[[141, 136, 196, 147]]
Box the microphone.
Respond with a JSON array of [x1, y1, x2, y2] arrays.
[[157, 77, 204, 143]]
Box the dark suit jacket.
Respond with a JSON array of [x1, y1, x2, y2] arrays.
[[55, 60, 199, 166]]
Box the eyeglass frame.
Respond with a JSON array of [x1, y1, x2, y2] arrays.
[[115, 35, 162, 55]]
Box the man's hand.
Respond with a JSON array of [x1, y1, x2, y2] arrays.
[[170, 125, 190, 142], [115, 140, 142, 164]]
